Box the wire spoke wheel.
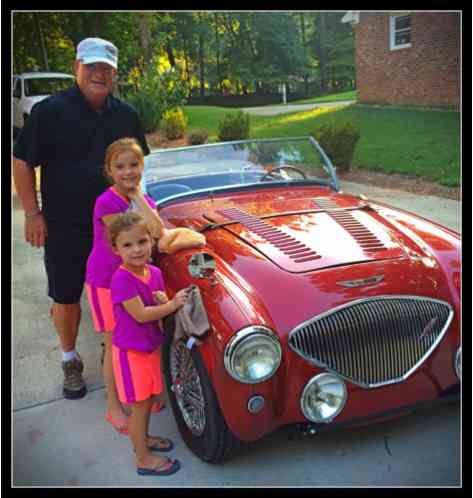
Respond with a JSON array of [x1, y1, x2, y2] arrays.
[[170, 340, 206, 436]]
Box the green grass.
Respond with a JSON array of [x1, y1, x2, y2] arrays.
[[183, 104, 460, 187], [290, 90, 357, 105]]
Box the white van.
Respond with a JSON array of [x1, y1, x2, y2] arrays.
[[13, 72, 75, 134]]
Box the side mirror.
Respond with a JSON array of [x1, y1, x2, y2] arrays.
[[188, 253, 216, 279]]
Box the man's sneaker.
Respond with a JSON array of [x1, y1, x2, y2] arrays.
[[62, 353, 87, 399]]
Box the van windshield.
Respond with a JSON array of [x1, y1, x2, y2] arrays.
[[24, 77, 74, 97]]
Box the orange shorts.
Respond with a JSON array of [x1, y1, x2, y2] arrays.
[[85, 283, 115, 333], [112, 345, 163, 404]]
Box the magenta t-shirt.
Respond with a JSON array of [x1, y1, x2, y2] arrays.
[[86, 187, 156, 288], [111, 264, 166, 352]]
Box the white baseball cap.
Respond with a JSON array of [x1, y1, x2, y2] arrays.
[[76, 37, 118, 69]]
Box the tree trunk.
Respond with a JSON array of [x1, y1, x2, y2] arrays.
[[299, 13, 310, 96], [318, 13, 328, 95], [166, 45, 176, 67], [198, 31, 205, 98], [88, 12, 105, 37], [137, 13, 153, 72], [214, 13, 222, 94], [34, 13, 49, 71]]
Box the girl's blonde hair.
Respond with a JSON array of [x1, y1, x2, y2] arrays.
[[104, 137, 144, 182], [107, 211, 152, 248]]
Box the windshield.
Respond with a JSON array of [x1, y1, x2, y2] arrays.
[[24, 77, 74, 97], [144, 137, 338, 203]]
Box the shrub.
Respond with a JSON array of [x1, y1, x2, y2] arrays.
[[217, 110, 250, 141], [311, 121, 361, 172], [124, 67, 187, 134], [188, 128, 209, 145], [160, 107, 188, 140]]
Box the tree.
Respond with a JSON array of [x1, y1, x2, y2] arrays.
[[311, 12, 355, 94], [13, 11, 355, 99], [34, 13, 49, 70], [137, 13, 153, 72]]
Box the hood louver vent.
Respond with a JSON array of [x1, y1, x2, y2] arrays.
[[314, 198, 387, 253], [217, 207, 321, 263]]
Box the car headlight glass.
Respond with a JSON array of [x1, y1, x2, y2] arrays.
[[224, 326, 281, 384], [301, 373, 347, 423], [455, 346, 461, 380]]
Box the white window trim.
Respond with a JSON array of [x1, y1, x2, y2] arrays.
[[389, 14, 412, 51]]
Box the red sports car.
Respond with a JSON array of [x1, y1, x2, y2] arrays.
[[143, 137, 461, 463]]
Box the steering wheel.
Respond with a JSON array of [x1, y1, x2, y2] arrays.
[[259, 165, 307, 182]]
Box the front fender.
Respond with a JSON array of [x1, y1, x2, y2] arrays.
[[158, 248, 284, 441]]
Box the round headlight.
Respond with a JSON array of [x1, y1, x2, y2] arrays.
[[224, 326, 282, 384], [301, 373, 347, 423], [455, 346, 461, 380]]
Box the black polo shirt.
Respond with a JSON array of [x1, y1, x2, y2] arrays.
[[13, 84, 150, 232]]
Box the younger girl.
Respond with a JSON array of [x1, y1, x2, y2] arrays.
[[85, 137, 165, 433], [109, 211, 186, 476]]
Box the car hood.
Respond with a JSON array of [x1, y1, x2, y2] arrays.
[[159, 189, 457, 335], [202, 195, 406, 274]]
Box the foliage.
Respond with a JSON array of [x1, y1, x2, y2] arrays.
[[188, 128, 209, 145], [123, 66, 187, 133], [12, 11, 355, 99], [311, 121, 360, 171], [217, 110, 251, 141], [160, 107, 188, 139]]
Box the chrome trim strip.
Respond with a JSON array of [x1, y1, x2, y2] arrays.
[[455, 346, 461, 380], [337, 275, 384, 288], [288, 295, 454, 389]]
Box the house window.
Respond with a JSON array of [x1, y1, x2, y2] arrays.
[[389, 14, 412, 50]]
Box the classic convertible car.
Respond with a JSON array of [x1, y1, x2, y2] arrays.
[[143, 137, 461, 463]]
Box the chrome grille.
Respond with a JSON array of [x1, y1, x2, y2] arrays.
[[288, 296, 453, 388]]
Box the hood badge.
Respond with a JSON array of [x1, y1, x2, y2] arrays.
[[337, 275, 384, 288]]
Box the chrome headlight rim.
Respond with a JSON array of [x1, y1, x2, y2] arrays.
[[224, 325, 282, 384], [455, 346, 461, 380], [300, 373, 347, 424]]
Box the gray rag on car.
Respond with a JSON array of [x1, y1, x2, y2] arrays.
[[174, 285, 210, 348]]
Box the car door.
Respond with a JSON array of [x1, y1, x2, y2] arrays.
[[12, 77, 22, 129]]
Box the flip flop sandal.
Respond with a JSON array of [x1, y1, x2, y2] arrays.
[[148, 437, 174, 453], [151, 399, 166, 413], [133, 437, 174, 453], [105, 412, 128, 434], [137, 458, 180, 476]]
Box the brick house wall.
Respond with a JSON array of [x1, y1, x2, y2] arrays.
[[354, 12, 460, 107]]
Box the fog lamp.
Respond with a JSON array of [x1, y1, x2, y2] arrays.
[[301, 373, 347, 423]]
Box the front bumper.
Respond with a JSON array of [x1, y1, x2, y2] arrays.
[[213, 340, 460, 442]]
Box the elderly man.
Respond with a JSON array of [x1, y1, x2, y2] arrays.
[[13, 38, 150, 400]]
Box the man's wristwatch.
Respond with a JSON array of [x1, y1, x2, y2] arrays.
[[25, 209, 42, 218]]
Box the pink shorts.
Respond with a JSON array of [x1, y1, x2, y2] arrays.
[[85, 283, 115, 333], [112, 345, 163, 404]]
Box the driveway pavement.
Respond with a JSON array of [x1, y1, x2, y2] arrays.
[[11, 182, 461, 487], [240, 100, 356, 116]]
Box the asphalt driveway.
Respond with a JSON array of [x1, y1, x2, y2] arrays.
[[11, 182, 461, 487], [240, 100, 356, 116]]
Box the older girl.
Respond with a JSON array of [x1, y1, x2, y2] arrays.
[[85, 138, 165, 433]]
